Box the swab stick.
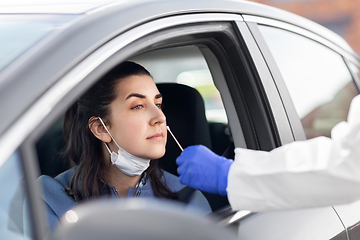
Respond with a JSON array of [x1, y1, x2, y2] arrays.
[[166, 126, 183, 151]]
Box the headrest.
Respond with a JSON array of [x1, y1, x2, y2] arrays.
[[156, 83, 211, 176]]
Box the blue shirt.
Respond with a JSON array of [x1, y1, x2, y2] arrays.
[[38, 167, 211, 232]]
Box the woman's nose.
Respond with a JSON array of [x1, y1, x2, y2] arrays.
[[150, 104, 166, 126]]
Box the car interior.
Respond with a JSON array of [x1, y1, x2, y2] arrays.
[[35, 46, 234, 212]]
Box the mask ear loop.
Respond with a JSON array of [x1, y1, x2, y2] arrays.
[[97, 117, 121, 153]]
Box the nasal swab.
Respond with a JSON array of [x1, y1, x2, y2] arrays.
[[166, 126, 183, 151]]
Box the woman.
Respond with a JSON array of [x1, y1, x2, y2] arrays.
[[36, 61, 211, 232]]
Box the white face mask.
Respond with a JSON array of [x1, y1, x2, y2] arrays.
[[98, 117, 151, 176]]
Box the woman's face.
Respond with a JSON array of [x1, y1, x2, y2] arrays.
[[107, 74, 167, 159]]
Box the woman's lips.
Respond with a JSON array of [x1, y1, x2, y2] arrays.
[[147, 132, 164, 141]]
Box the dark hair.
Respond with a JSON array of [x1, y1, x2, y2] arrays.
[[63, 61, 177, 202]]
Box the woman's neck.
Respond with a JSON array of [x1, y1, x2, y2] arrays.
[[103, 164, 141, 197]]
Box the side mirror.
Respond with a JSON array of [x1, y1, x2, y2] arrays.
[[54, 199, 237, 240]]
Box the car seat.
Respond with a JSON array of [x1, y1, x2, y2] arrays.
[[36, 116, 69, 178]]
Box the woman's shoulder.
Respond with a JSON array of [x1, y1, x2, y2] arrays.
[[38, 167, 75, 190], [38, 168, 77, 218], [54, 167, 77, 186]]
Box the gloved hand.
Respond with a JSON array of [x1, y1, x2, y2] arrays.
[[176, 145, 233, 196]]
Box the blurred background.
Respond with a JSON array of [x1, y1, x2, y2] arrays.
[[251, 0, 360, 55]]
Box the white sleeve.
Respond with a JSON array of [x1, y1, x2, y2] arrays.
[[227, 94, 360, 212]]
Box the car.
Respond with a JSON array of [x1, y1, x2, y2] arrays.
[[1, 0, 360, 239]]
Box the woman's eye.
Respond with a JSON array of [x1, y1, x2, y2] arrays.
[[132, 104, 143, 110], [156, 103, 162, 109]]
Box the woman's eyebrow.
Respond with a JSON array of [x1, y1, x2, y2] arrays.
[[125, 93, 146, 100], [125, 93, 162, 100]]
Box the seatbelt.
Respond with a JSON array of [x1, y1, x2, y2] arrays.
[[177, 186, 196, 203]]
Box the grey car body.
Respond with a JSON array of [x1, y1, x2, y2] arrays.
[[1, 0, 360, 239]]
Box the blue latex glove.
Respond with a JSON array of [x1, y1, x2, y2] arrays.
[[176, 145, 233, 196]]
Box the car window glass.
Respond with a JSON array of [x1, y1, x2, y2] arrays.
[[0, 15, 76, 71], [259, 26, 359, 139], [0, 151, 31, 240]]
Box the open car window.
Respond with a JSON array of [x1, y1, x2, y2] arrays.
[[35, 44, 236, 215]]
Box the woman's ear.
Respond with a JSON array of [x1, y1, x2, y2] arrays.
[[88, 116, 112, 143]]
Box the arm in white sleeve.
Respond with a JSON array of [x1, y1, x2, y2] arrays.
[[227, 94, 360, 212]]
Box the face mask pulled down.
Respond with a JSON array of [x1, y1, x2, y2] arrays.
[[98, 117, 151, 176]]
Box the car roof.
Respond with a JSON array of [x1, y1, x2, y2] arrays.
[[0, 0, 353, 54]]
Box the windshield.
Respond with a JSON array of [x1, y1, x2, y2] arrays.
[[0, 14, 77, 71]]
